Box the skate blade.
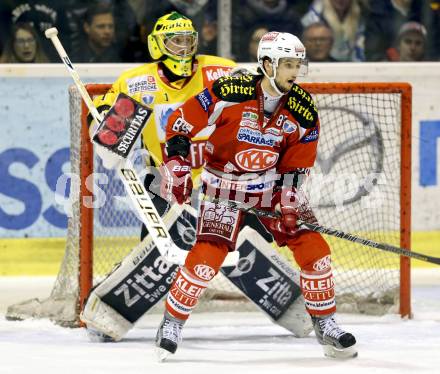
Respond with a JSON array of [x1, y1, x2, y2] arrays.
[[155, 347, 171, 362], [323, 344, 358, 359]]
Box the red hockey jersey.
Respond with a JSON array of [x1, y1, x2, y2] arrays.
[[166, 74, 320, 178]]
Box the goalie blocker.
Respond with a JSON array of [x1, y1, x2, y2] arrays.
[[89, 93, 151, 170], [81, 204, 313, 340]]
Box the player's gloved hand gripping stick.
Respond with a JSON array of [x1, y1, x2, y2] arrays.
[[44, 27, 238, 266]]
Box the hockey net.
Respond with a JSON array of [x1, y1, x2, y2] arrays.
[[6, 82, 411, 326]]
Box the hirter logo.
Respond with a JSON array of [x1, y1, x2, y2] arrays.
[[203, 66, 232, 82], [235, 148, 279, 171]]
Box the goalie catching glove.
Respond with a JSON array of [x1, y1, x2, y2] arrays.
[[87, 94, 151, 169]]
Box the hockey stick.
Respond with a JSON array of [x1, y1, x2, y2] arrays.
[[205, 196, 440, 265], [45, 28, 238, 267]]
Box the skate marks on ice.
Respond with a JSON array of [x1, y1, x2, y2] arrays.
[[1, 311, 439, 374], [146, 317, 437, 373]]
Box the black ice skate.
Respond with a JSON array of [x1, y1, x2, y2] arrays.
[[312, 315, 357, 359], [155, 312, 185, 362]]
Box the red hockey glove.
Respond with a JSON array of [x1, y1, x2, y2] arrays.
[[269, 187, 317, 235], [160, 156, 192, 205]]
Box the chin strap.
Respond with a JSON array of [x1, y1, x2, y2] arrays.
[[261, 62, 284, 96]]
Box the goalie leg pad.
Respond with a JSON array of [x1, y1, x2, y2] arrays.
[[80, 292, 133, 342], [80, 235, 179, 340], [80, 205, 195, 339], [221, 226, 313, 338]]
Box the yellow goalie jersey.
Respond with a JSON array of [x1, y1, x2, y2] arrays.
[[93, 55, 236, 180]]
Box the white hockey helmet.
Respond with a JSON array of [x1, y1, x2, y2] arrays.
[[257, 32, 308, 94]]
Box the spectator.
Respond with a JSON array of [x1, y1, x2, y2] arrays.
[[407, 0, 440, 60], [364, 0, 411, 61], [387, 21, 427, 61], [302, 22, 336, 62], [232, 0, 303, 61], [0, 1, 69, 60], [302, 0, 366, 61], [65, 0, 140, 62], [198, 14, 218, 55], [0, 22, 49, 63], [247, 25, 269, 61], [71, 3, 121, 62]]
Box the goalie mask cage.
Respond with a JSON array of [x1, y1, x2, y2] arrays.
[[6, 82, 411, 326]]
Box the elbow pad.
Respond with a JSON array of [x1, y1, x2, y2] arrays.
[[165, 135, 191, 159]]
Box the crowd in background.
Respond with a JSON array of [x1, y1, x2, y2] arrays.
[[0, 0, 439, 64]]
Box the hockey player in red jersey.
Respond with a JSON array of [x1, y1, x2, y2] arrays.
[[156, 31, 357, 360], [81, 13, 313, 344]]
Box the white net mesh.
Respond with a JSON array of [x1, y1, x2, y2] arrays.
[[6, 83, 409, 325], [309, 92, 402, 314]]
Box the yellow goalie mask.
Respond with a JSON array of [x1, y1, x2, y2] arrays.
[[147, 12, 198, 77]]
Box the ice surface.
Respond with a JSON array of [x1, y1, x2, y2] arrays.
[[0, 270, 439, 374]]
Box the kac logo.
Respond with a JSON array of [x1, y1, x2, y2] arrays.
[[235, 148, 279, 171], [194, 264, 216, 281]]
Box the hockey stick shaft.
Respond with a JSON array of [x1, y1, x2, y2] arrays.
[[44, 28, 191, 265], [44, 28, 101, 124], [299, 221, 440, 265], [205, 196, 440, 265]]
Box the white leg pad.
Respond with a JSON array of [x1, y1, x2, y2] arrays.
[[276, 297, 313, 338], [80, 292, 133, 342]]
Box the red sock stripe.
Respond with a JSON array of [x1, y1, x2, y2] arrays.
[[166, 268, 208, 320], [300, 268, 336, 316]]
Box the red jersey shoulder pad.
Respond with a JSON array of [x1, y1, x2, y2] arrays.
[[285, 84, 318, 129], [212, 74, 258, 102]]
